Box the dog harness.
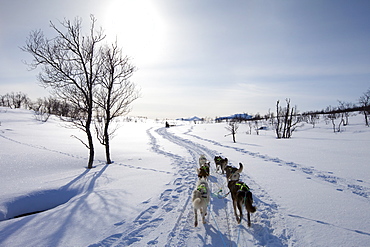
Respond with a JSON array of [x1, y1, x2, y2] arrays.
[[197, 185, 208, 198], [200, 166, 209, 176], [236, 182, 250, 192]]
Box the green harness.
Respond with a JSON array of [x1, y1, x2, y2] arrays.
[[197, 184, 207, 192], [236, 182, 250, 192], [197, 184, 208, 198]]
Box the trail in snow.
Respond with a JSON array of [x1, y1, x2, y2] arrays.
[[184, 128, 370, 199], [89, 126, 292, 246], [156, 126, 293, 246]]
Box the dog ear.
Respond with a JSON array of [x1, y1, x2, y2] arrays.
[[237, 163, 243, 173]]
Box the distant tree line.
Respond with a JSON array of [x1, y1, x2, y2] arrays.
[[0, 92, 86, 122], [0, 92, 31, 109], [223, 88, 370, 140]]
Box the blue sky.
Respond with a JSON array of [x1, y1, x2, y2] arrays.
[[1, 0, 369, 119]]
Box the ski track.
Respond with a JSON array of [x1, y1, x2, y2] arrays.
[[184, 128, 370, 200], [89, 126, 292, 246]]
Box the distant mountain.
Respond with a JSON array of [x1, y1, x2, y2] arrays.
[[215, 113, 252, 122], [177, 116, 203, 121]]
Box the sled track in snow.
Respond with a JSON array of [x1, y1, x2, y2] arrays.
[[154, 127, 292, 246], [89, 126, 292, 246], [185, 129, 370, 200], [154, 127, 224, 246]]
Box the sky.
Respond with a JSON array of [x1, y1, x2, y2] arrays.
[[1, 0, 370, 119]]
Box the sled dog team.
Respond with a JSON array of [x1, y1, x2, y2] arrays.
[[193, 155, 256, 227]]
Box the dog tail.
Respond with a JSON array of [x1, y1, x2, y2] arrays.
[[245, 192, 256, 213], [193, 198, 202, 208]]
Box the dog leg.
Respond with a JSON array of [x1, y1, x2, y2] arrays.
[[247, 212, 251, 227], [200, 207, 206, 224], [232, 200, 240, 223], [194, 208, 198, 227], [202, 209, 207, 224], [237, 201, 243, 224]]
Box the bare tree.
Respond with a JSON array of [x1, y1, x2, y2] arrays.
[[325, 105, 344, 133], [303, 111, 320, 128], [338, 100, 355, 126], [275, 99, 301, 138], [22, 16, 105, 169], [31, 97, 51, 122], [247, 121, 252, 135], [94, 42, 139, 164], [0, 92, 29, 109], [254, 120, 261, 135], [359, 88, 370, 127], [225, 120, 239, 143]]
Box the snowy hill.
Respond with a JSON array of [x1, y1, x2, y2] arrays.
[[0, 107, 370, 246]]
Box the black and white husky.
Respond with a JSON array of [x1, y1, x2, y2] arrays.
[[192, 178, 210, 227], [199, 155, 210, 167]]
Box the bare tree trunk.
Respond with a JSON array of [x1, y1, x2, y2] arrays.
[[104, 112, 112, 164], [225, 120, 239, 143], [275, 100, 282, 138], [87, 123, 95, 168], [232, 130, 236, 143]]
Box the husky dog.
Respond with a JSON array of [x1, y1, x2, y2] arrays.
[[228, 180, 256, 226], [192, 178, 210, 227], [214, 156, 228, 174], [199, 155, 210, 167], [225, 162, 243, 181], [197, 165, 210, 179]]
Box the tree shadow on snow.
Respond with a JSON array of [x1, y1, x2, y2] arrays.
[[0, 163, 116, 247]]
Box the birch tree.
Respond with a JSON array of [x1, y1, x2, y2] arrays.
[[94, 42, 139, 164], [22, 16, 105, 169]]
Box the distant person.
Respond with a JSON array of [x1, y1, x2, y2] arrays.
[[165, 121, 170, 128]]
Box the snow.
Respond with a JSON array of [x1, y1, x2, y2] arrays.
[[0, 107, 369, 246]]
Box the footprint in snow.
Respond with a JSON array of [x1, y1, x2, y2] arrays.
[[173, 177, 182, 185], [114, 220, 126, 226], [160, 189, 173, 201], [134, 205, 159, 225]]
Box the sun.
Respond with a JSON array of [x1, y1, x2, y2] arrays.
[[103, 0, 167, 65]]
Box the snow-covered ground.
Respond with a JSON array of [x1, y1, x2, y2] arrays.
[[0, 107, 369, 246]]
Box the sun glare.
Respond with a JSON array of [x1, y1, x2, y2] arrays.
[[103, 0, 167, 65]]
